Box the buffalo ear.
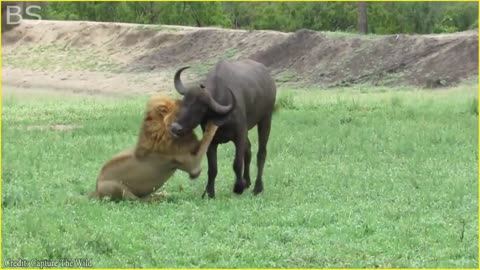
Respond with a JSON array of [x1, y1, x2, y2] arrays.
[[210, 113, 230, 126]]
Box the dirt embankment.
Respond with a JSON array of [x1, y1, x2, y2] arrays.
[[2, 20, 478, 96]]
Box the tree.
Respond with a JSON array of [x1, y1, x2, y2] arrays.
[[358, 2, 368, 34], [36, 2, 478, 34]]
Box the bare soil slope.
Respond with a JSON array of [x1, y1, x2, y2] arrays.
[[2, 20, 478, 95]]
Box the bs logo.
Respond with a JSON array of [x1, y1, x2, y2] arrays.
[[3, 4, 42, 25]]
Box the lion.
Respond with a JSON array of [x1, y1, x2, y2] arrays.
[[88, 95, 218, 202]]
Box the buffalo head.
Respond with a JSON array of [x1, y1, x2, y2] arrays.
[[170, 66, 236, 138]]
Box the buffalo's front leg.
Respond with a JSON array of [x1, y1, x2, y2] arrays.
[[233, 136, 247, 194], [203, 143, 218, 199]]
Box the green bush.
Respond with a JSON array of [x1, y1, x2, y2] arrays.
[[38, 2, 478, 34]]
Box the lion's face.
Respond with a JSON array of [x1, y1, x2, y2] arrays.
[[143, 95, 179, 135], [137, 95, 197, 155]]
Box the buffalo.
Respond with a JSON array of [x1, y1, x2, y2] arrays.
[[170, 59, 277, 198]]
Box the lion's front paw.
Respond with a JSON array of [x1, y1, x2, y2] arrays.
[[189, 169, 201, 180]]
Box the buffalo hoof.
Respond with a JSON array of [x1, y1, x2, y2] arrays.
[[244, 179, 251, 189], [202, 189, 215, 199], [233, 181, 245, 194], [253, 182, 263, 195]]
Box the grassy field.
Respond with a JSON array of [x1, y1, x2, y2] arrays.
[[2, 84, 478, 268]]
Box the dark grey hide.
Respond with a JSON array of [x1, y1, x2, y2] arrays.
[[171, 59, 277, 198]]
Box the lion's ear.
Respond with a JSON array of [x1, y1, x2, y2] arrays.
[[144, 114, 153, 121], [156, 104, 169, 115]]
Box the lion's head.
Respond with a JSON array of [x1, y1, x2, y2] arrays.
[[135, 95, 198, 157]]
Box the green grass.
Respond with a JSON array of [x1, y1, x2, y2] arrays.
[[191, 49, 239, 75], [275, 70, 300, 85], [135, 24, 181, 32], [321, 30, 383, 40], [2, 84, 478, 268]]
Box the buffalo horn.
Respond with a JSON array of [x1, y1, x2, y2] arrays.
[[174, 66, 190, 95], [206, 88, 236, 115]]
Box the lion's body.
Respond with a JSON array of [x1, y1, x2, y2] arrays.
[[94, 150, 177, 199], [89, 95, 218, 201]]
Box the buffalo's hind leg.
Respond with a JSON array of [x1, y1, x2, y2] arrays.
[[244, 138, 252, 189], [254, 115, 272, 195], [203, 143, 218, 199], [232, 133, 247, 194]]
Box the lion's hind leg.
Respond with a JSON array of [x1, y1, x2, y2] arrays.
[[93, 180, 139, 202]]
